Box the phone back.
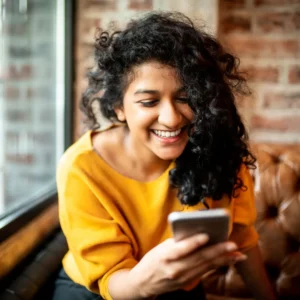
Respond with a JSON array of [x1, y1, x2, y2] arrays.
[[169, 209, 230, 245]]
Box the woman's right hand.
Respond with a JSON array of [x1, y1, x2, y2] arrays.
[[129, 234, 247, 298]]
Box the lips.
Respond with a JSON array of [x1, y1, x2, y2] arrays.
[[153, 128, 181, 138], [151, 126, 188, 144]]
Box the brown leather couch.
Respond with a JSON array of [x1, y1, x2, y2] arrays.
[[203, 144, 300, 300]]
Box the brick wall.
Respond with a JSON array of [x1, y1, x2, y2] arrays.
[[219, 0, 300, 143]]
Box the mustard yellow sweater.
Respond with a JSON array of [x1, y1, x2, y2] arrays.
[[57, 130, 258, 300]]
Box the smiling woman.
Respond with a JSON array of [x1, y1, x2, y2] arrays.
[[53, 11, 275, 300]]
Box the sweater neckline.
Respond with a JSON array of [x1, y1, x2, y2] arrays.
[[85, 129, 175, 185]]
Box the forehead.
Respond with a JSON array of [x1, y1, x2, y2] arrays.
[[127, 61, 182, 90]]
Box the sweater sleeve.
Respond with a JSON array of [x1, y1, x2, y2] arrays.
[[229, 164, 259, 252], [57, 155, 138, 300]]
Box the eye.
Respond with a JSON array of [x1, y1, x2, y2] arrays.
[[140, 100, 159, 107]]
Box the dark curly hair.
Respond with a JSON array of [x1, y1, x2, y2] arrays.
[[81, 11, 256, 207]]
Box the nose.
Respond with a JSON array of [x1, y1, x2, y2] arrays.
[[158, 101, 182, 129]]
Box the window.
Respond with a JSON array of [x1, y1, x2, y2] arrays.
[[0, 0, 72, 240]]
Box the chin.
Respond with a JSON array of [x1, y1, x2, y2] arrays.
[[156, 150, 184, 161]]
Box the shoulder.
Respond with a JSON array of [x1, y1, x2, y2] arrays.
[[57, 130, 95, 177], [93, 125, 124, 152], [57, 126, 125, 181]]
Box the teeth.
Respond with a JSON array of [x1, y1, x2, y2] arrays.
[[153, 129, 181, 138]]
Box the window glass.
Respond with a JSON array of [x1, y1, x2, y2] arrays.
[[0, 0, 65, 217]]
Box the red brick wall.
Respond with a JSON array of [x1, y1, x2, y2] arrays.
[[219, 0, 300, 143]]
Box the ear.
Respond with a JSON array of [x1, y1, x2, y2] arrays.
[[115, 107, 126, 122]]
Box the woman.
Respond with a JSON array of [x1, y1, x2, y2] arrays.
[[53, 12, 275, 300]]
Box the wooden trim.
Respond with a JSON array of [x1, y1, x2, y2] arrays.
[[0, 192, 57, 243], [1, 231, 67, 300], [0, 202, 59, 279]]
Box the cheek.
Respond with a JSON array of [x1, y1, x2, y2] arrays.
[[125, 108, 157, 131], [181, 105, 194, 122]]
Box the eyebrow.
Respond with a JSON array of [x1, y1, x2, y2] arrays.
[[134, 87, 186, 95], [134, 89, 159, 95]]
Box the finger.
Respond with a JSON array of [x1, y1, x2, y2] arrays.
[[202, 251, 248, 272], [196, 241, 238, 262], [164, 243, 239, 275], [162, 257, 215, 288], [166, 233, 209, 261], [224, 251, 247, 259], [168, 251, 247, 287], [170, 241, 238, 270], [158, 244, 244, 288], [162, 247, 247, 289]]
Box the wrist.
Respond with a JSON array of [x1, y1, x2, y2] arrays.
[[128, 266, 156, 299], [109, 269, 154, 300]]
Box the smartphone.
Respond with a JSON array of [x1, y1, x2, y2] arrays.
[[168, 208, 230, 245]]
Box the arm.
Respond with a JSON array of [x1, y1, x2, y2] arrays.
[[235, 245, 276, 300], [57, 158, 139, 299], [108, 270, 155, 300]]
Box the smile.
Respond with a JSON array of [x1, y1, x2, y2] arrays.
[[152, 129, 182, 138]]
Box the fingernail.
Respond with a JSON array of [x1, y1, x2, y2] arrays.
[[198, 234, 209, 242], [235, 254, 247, 261], [226, 243, 237, 251], [229, 255, 247, 265]]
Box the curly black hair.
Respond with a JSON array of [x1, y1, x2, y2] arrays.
[[81, 11, 256, 207]]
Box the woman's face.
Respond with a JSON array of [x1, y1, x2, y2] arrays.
[[116, 61, 194, 162]]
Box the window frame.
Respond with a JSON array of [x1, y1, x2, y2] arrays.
[[0, 0, 74, 243]]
